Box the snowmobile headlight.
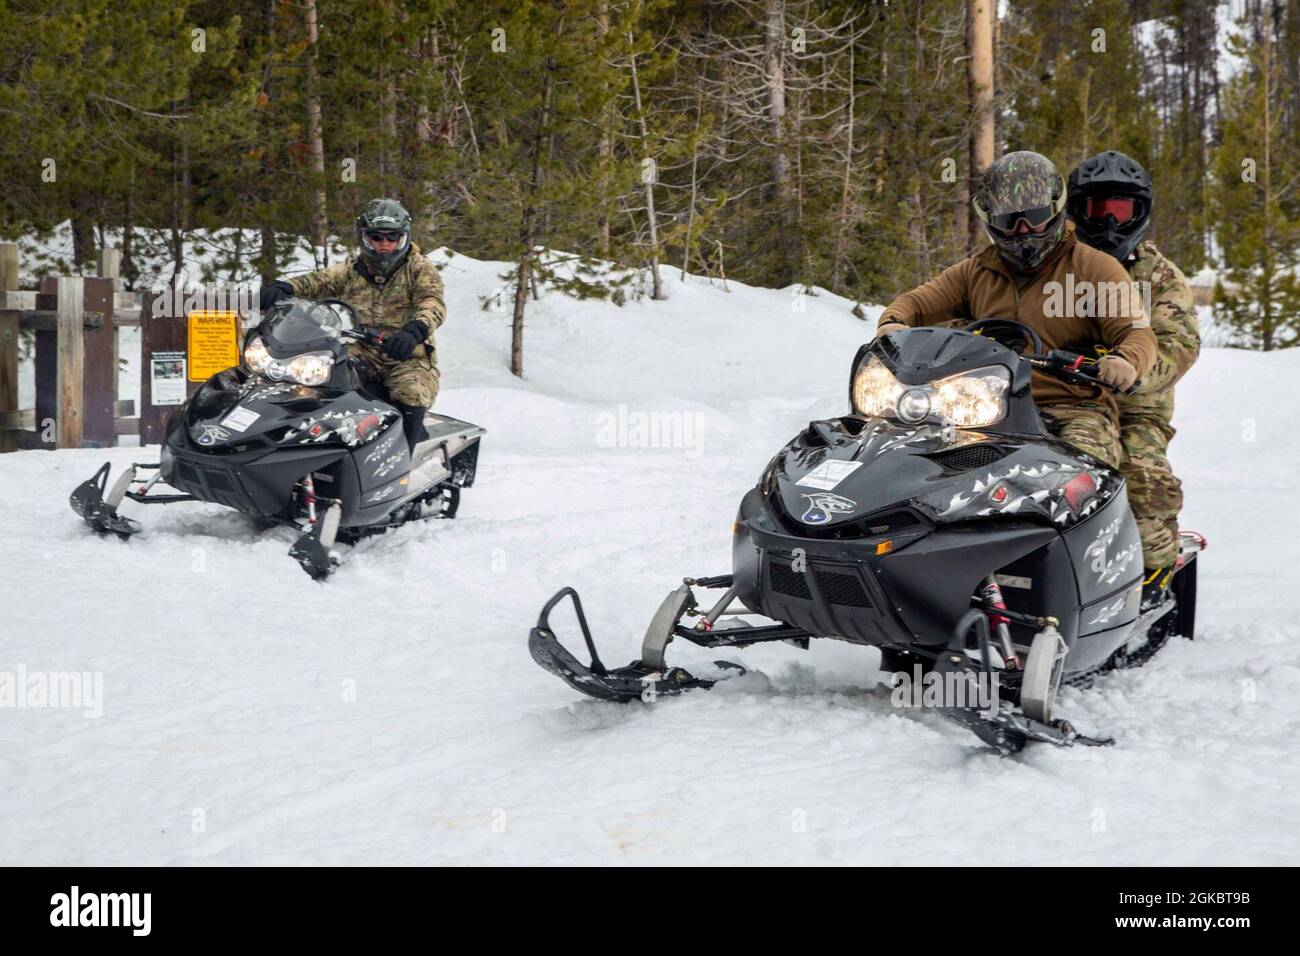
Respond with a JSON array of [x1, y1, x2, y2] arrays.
[[896, 388, 931, 424], [243, 337, 271, 375], [283, 351, 334, 387], [853, 356, 1010, 428], [851, 355, 904, 418], [930, 365, 1010, 428]]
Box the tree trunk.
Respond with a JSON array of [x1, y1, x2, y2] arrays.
[[511, 251, 530, 376], [70, 197, 95, 273], [1261, 22, 1274, 351], [378, 62, 397, 191], [303, 0, 329, 267], [682, 93, 702, 281], [512, 68, 555, 377], [629, 44, 664, 300], [764, 0, 798, 284], [597, 4, 613, 259], [967, 0, 995, 249], [122, 165, 136, 289], [832, 47, 855, 288], [259, 224, 277, 287]]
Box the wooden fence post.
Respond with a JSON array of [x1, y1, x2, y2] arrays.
[[0, 244, 18, 453], [100, 248, 122, 291], [55, 276, 85, 448], [81, 276, 117, 447]]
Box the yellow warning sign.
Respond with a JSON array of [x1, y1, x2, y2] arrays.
[[187, 310, 240, 381]]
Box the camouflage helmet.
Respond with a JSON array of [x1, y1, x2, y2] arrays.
[[972, 151, 1068, 272], [1067, 150, 1153, 262], [355, 198, 413, 277]]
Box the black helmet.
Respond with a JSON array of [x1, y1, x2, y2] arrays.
[[972, 151, 1069, 272], [1066, 151, 1153, 262], [355, 198, 413, 277]]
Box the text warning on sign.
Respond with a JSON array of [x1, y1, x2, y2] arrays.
[[187, 310, 240, 381]]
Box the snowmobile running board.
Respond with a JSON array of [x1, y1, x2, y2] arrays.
[[528, 578, 808, 703]]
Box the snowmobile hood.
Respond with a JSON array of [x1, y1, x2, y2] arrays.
[[183, 370, 397, 451], [767, 416, 1120, 534]]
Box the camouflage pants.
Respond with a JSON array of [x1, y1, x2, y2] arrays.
[[1119, 401, 1182, 569], [1046, 402, 1176, 570], [348, 341, 440, 409], [1044, 403, 1122, 468]]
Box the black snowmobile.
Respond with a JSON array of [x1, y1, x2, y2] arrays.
[[528, 320, 1205, 753], [70, 296, 484, 579]]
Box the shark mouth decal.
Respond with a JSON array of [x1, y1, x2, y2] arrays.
[[926, 460, 1110, 527]]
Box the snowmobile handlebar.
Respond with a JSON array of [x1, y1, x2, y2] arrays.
[[342, 327, 387, 348], [1029, 349, 1141, 395], [959, 321, 1139, 394]]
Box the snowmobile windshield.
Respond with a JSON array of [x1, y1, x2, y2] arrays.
[[259, 297, 355, 353], [244, 298, 355, 386]]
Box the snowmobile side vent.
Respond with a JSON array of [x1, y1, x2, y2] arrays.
[[926, 443, 1007, 472], [768, 561, 812, 600], [860, 509, 922, 535]]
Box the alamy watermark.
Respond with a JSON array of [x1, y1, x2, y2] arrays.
[[890, 664, 999, 718], [1041, 274, 1152, 327], [595, 404, 704, 458], [0, 665, 103, 718], [150, 282, 258, 319]]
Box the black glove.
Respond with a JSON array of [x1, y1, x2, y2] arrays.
[[259, 280, 295, 311], [381, 320, 429, 361]]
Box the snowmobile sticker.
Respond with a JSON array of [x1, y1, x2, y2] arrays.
[[363, 432, 401, 464], [800, 492, 857, 524], [1085, 517, 1140, 585], [796, 460, 863, 491], [995, 573, 1031, 589], [365, 479, 405, 504], [924, 459, 1110, 527], [221, 406, 261, 432], [194, 424, 230, 446], [287, 406, 392, 447], [1087, 597, 1127, 626], [242, 383, 297, 403], [371, 454, 404, 479]]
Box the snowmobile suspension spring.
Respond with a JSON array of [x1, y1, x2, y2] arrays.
[[302, 476, 318, 523], [980, 578, 1020, 670]]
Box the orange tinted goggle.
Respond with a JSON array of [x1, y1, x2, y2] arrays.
[[1083, 196, 1137, 224]]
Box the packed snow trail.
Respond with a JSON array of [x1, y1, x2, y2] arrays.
[[1, 252, 1297, 865]]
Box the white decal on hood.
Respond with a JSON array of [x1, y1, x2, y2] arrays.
[[796, 460, 863, 491]]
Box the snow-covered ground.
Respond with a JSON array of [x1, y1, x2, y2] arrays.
[[1, 250, 1297, 866]]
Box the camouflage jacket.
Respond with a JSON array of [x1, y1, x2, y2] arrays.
[[287, 243, 445, 344], [1122, 240, 1199, 406]]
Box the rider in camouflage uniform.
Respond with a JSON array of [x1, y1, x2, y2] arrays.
[[260, 198, 445, 449], [877, 151, 1157, 468], [1068, 152, 1200, 604]]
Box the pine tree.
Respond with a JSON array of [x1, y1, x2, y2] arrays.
[[1210, 10, 1300, 351]]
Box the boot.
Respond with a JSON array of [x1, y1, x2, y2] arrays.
[[393, 402, 429, 451], [1139, 565, 1173, 613]]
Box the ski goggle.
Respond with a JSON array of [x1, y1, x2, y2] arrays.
[[1082, 196, 1137, 224], [980, 205, 1059, 236], [364, 230, 404, 243]]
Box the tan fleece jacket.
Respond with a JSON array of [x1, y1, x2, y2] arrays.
[[878, 224, 1157, 419]]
